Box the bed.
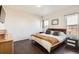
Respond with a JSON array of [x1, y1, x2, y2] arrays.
[[31, 28, 67, 53]]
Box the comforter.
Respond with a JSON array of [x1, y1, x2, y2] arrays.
[[32, 33, 59, 45]]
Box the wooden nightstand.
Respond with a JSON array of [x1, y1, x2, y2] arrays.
[[65, 37, 78, 48]]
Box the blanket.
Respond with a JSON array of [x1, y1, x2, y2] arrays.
[[32, 33, 59, 45]]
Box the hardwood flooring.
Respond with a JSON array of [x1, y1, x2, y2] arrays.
[[14, 39, 79, 54]]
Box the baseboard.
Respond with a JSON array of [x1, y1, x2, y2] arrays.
[[14, 39, 30, 42]]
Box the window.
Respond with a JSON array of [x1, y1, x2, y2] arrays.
[[66, 13, 78, 25], [42, 20, 48, 28], [0, 22, 5, 29], [65, 13, 79, 36], [44, 20, 48, 27]]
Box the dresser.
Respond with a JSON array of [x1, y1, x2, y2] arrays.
[[0, 39, 13, 54], [0, 30, 13, 54]]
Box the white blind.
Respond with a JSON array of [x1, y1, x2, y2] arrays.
[[66, 14, 78, 25]]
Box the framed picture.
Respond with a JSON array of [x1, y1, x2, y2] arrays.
[[51, 19, 59, 25]]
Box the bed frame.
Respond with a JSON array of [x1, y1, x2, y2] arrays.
[[32, 28, 67, 53], [46, 28, 66, 34]]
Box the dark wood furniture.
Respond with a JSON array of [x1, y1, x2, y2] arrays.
[[39, 32, 44, 33], [47, 28, 66, 34], [65, 37, 79, 48]]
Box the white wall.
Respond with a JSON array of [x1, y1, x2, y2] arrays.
[[3, 6, 79, 41], [3, 6, 42, 41], [44, 6, 79, 29]]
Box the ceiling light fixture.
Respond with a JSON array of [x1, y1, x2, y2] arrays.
[[36, 5, 42, 7]]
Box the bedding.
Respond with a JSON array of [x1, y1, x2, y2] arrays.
[[31, 32, 67, 53], [50, 31, 54, 35], [32, 33, 59, 45], [52, 31, 60, 36], [45, 30, 50, 34], [40, 33, 67, 42]]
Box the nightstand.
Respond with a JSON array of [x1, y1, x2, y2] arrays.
[[65, 37, 78, 48]]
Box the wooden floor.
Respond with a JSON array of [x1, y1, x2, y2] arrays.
[[14, 39, 79, 54]]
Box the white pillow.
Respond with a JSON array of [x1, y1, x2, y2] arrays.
[[50, 31, 54, 35]]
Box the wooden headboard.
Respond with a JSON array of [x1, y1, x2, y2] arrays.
[[47, 28, 66, 34]]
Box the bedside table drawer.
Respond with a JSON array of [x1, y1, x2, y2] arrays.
[[67, 40, 76, 43], [66, 38, 78, 48], [67, 43, 75, 47]]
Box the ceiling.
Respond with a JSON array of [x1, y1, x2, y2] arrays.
[[8, 5, 70, 16]]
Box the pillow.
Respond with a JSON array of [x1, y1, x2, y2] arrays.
[[59, 32, 66, 36], [50, 31, 54, 35], [45, 30, 50, 34], [52, 31, 60, 36]]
